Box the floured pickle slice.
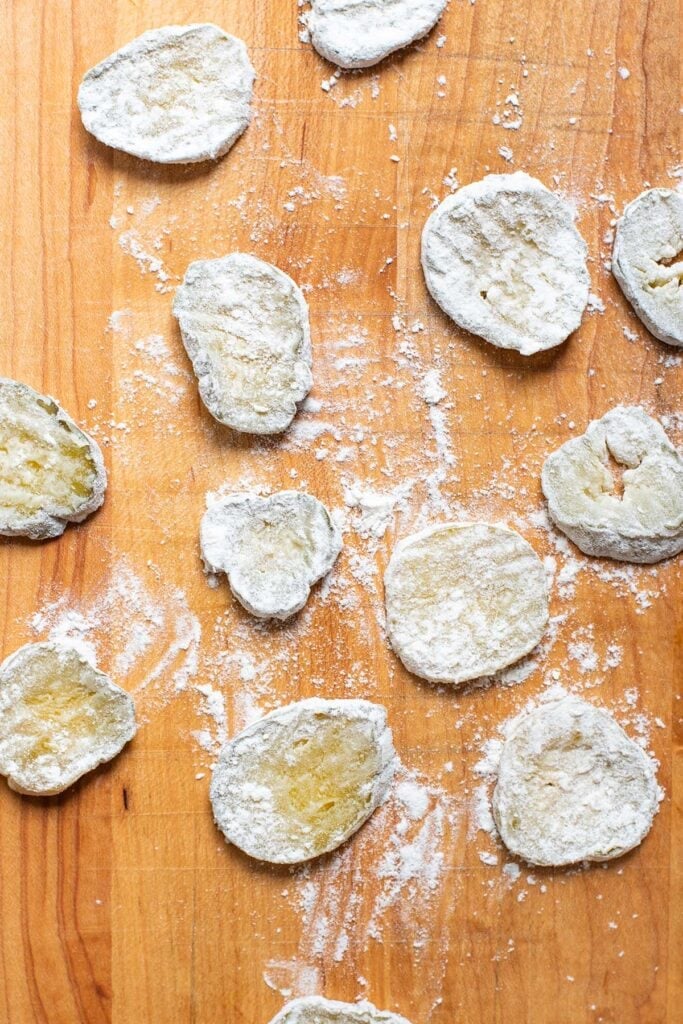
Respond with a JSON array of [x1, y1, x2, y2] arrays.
[[268, 996, 415, 1024], [541, 406, 683, 563], [612, 188, 683, 347], [200, 491, 342, 619], [492, 695, 660, 866], [0, 643, 136, 795], [0, 378, 106, 540], [210, 698, 395, 864], [173, 253, 313, 434], [384, 522, 549, 685], [78, 24, 255, 164], [307, 0, 448, 70], [421, 172, 589, 355]]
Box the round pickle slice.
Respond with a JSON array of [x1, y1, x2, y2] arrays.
[[0, 642, 136, 796], [384, 522, 549, 685], [0, 378, 106, 540], [210, 698, 395, 864], [421, 172, 589, 355], [492, 695, 660, 866]]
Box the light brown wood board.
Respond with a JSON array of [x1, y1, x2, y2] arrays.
[[0, 1, 681, 1022]]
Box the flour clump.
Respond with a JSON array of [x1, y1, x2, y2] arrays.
[[384, 522, 549, 685], [210, 698, 395, 864], [78, 24, 255, 164], [492, 695, 660, 866], [200, 491, 342, 619], [307, 0, 448, 69], [612, 188, 683, 346], [542, 406, 683, 563], [0, 378, 106, 540], [173, 253, 313, 434], [0, 642, 136, 796], [421, 172, 589, 355]]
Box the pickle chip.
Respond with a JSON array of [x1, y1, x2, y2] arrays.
[[0, 642, 136, 796], [0, 378, 106, 540], [78, 24, 255, 164], [542, 406, 683, 563], [421, 172, 589, 355], [201, 491, 341, 620], [492, 695, 660, 866], [210, 698, 395, 864], [385, 522, 549, 685], [173, 253, 312, 435], [308, 0, 448, 70], [612, 187, 683, 347]]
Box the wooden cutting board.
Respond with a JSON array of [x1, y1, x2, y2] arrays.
[[0, 2, 680, 1022]]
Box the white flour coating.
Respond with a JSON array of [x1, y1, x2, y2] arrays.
[[268, 996, 414, 1024], [0, 378, 106, 540], [421, 172, 590, 355], [542, 406, 683, 563], [28, 561, 201, 711], [492, 695, 661, 866], [384, 522, 549, 684], [201, 491, 342, 619], [0, 642, 136, 796], [173, 253, 313, 434], [78, 24, 255, 164], [210, 698, 395, 864], [306, 0, 448, 69], [612, 188, 683, 346]]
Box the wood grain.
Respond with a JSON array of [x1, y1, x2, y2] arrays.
[[0, 1, 681, 1022]]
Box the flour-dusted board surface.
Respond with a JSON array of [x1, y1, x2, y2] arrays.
[[0, 2, 680, 1023]]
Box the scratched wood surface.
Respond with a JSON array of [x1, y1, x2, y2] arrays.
[[0, 1, 681, 1022]]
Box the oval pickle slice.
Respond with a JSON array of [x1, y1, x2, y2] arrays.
[[492, 695, 660, 866], [0, 378, 106, 540], [173, 254, 313, 434], [78, 24, 255, 164], [210, 698, 395, 864], [0, 642, 136, 796]]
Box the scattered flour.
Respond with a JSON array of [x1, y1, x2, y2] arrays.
[[76, 96, 680, 1005], [280, 763, 460, 1007], [26, 564, 200, 724], [421, 369, 447, 405], [117, 230, 174, 293]]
